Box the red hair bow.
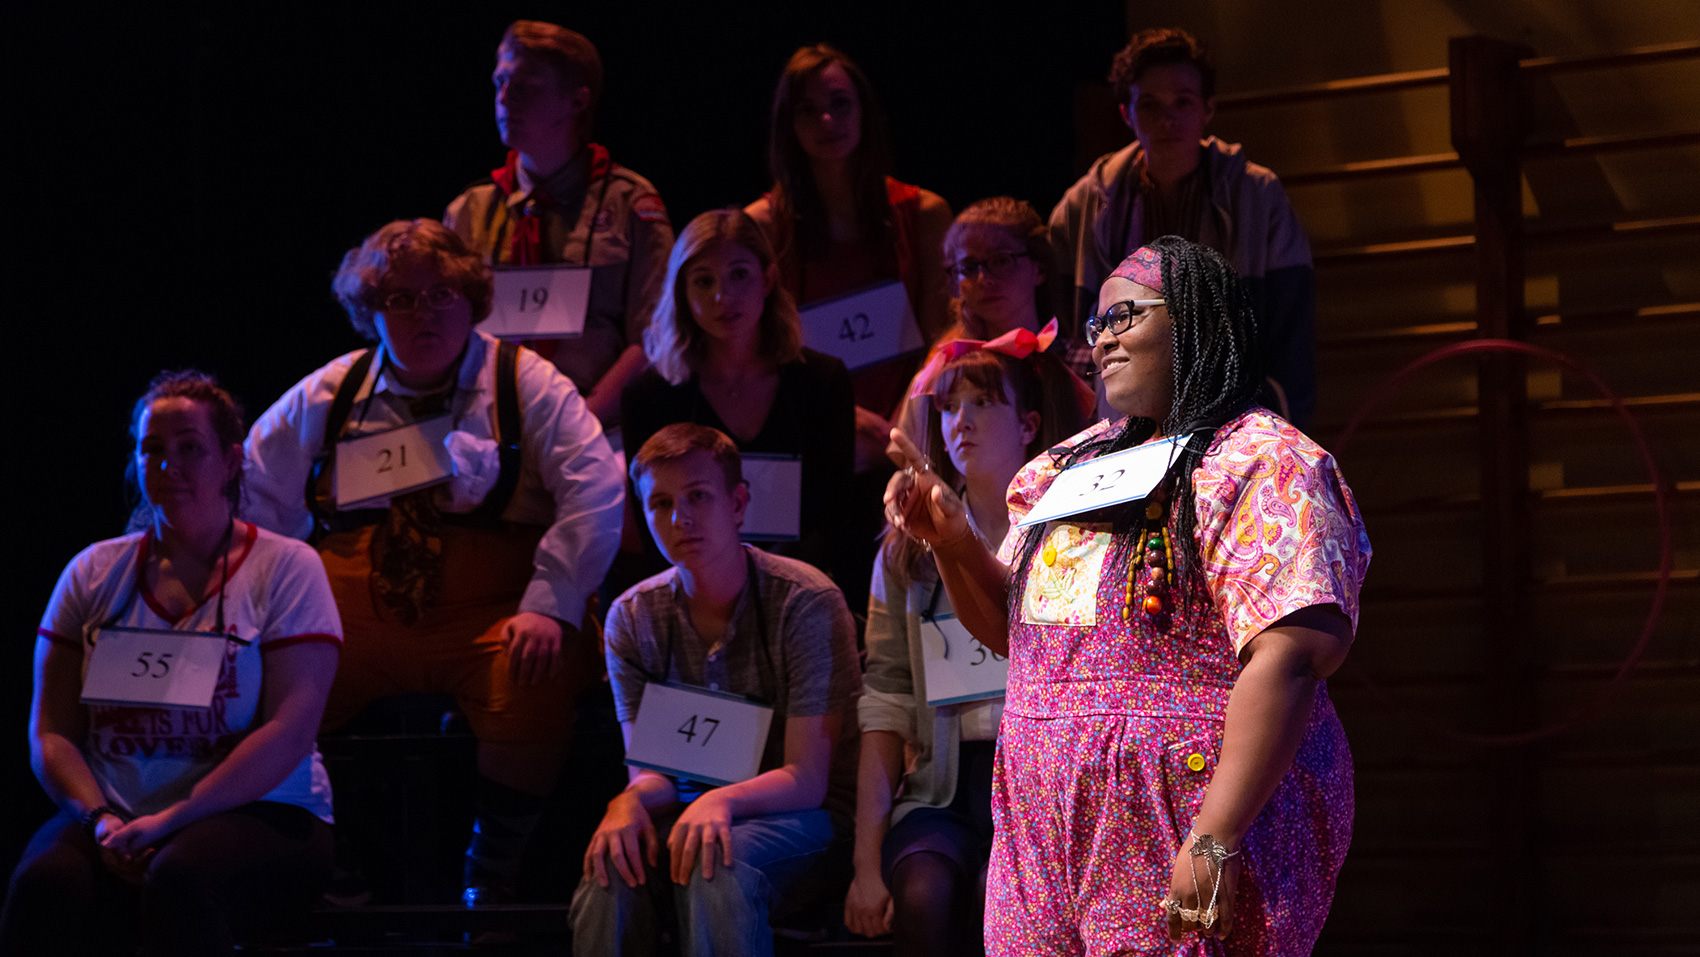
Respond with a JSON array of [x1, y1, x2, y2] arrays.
[[909, 319, 1058, 398]]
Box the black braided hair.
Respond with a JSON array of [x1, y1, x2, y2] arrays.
[[1009, 235, 1263, 606]]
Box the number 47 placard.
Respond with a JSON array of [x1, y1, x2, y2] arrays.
[[624, 682, 775, 787]]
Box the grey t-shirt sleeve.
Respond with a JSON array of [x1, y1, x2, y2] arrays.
[[603, 594, 649, 723], [779, 584, 861, 718]]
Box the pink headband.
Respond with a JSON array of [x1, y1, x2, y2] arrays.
[[1109, 245, 1164, 292], [909, 318, 1058, 398]]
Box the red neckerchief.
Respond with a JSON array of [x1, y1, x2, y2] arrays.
[[491, 144, 613, 266]]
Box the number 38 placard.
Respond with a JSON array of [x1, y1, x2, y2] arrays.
[[81, 627, 234, 709], [482, 264, 593, 339], [921, 613, 1008, 706], [624, 682, 774, 787]]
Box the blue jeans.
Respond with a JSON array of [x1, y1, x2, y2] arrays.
[[569, 808, 839, 957]]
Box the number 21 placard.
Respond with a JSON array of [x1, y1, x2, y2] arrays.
[[335, 415, 455, 509]]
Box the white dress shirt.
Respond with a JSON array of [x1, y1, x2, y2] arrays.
[[244, 330, 624, 624]]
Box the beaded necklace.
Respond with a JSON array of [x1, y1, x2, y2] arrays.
[[1122, 498, 1173, 630]]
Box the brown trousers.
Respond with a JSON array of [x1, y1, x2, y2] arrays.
[[318, 522, 598, 795]]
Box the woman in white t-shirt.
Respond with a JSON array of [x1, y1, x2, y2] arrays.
[[0, 371, 343, 956]]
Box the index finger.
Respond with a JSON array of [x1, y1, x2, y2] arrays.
[[887, 428, 925, 470]]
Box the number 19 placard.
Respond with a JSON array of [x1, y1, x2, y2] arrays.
[[482, 264, 593, 339]]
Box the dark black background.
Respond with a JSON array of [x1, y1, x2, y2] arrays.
[[8, 2, 1125, 872]]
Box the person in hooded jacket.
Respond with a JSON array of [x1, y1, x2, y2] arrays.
[[1049, 28, 1316, 427]]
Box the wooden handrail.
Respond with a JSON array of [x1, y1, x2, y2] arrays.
[[1520, 40, 1700, 75], [1281, 152, 1461, 187], [1282, 130, 1700, 188], [1347, 480, 1699, 518], [1525, 129, 1700, 158], [1215, 41, 1699, 111], [1314, 214, 1700, 264], [1214, 67, 1449, 110], [1315, 392, 1699, 436], [1320, 302, 1699, 349]]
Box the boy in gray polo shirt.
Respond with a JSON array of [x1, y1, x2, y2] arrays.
[[571, 423, 859, 956]]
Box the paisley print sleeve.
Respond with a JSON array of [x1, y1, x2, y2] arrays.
[[1192, 412, 1373, 653]]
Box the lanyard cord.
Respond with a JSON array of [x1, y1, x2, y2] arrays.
[[659, 549, 778, 703], [102, 517, 234, 635], [354, 347, 466, 434]]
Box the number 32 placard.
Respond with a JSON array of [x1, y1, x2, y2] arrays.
[[624, 682, 775, 787], [1017, 433, 1197, 528]]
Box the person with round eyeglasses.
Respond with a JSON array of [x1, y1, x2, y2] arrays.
[[891, 198, 1096, 469], [885, 236, 1369, 955], [243, 218, 625, 906]]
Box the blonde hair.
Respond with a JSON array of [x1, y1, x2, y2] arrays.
[[940, 197, 1062, 341], [645, 209, 804, 385]]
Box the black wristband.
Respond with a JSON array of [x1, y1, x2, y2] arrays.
[[82, 805, 125, 838]]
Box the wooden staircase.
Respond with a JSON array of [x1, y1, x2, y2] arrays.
[[1209, 36, 1698, 955]]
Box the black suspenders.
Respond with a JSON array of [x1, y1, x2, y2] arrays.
[[305, 340, 524, 538]]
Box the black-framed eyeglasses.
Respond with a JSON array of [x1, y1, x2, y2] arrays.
[[946, 250, 1031, 282], [377, 285, 463, 314], [1083, 299, 1166, 341]]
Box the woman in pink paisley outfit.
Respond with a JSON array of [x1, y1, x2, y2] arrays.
[[884, 235, 1370, 956]]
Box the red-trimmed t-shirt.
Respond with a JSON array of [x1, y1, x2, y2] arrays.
[[37, 524, 342, 821]]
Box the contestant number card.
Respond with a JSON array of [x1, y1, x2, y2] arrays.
[[624, 682, 774, 787], [799, 281, 925, 370], [921, 613, 1008, 706], [81, 628, 230, 709], [335, 416, 455, 509], [1016, 435, 1189, 528], [484, 264, 592, 338], [740, 454, 803, 542]]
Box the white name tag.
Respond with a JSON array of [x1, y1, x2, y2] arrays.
[[334, 416, 456, 509], [1017, 434, 1194, 528], [921, 613, 1008, 706], [81, 627, 231, 709], [799, 280, 924, 370], [740, 454, 802, 542], [483, 264, 593, 338], [624, 682, 774, 787]]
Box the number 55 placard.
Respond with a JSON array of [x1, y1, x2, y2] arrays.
[[1017, 433, 1197, 528], [482, 264, 593, 339], [624, 682, 774, 787], [81, 627, 234, 709]]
